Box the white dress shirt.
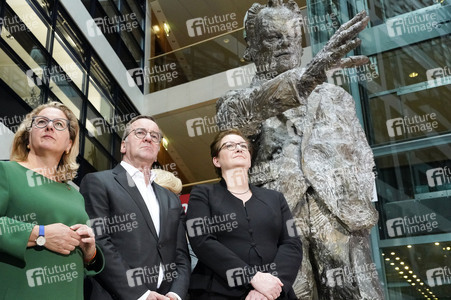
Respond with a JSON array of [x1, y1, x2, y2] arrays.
[[120, 162, 181, 300]]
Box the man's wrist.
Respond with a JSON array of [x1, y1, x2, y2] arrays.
[[167, 291, 181, 300]]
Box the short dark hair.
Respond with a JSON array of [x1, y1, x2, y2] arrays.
[[122, 115, 157, 140], [210, 129, 252, 177]]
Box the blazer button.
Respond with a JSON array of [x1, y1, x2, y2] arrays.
[[158, 244, 162, 249]]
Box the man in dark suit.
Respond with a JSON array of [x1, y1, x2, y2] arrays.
[[80, 116, 190, 300]]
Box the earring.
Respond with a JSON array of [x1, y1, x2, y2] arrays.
[[65, 150, 69, 154], [27, 144, 30, 149]]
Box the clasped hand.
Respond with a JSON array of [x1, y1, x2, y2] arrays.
[[247, 272, 283, 300], [30, 223, 96, 261]]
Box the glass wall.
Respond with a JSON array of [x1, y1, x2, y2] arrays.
[[82, 0, 145, 71], [147, 0, 450, 299], [0, 0, 139, 179], [307, 0, 451, 299]]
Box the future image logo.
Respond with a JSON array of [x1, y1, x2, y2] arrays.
[[186, 13, 238, 37], [185, 115, 229, 137], [226, 264, 277, 287], [26, 64, 78, 87], [326, 64, 379, 86], [386, 13, 438, 37], [0, 213, 37, 236], [326, 268, 345, 287], [126, 64, 178, 88], [226, 63, 278, 88], [426, 66, 450, 84], [386, 214, 438, 238], [86, 14, 140, 37], [186, 213, 238, 238], [426, 166, 451, 187], [326, 263, 378, 288], [26, 263, 78, 287], [87, 213, 138, 236], [386, 113, 438, 138], [126, 263, 177, 287], [426, 267, 451, 287], [286, 218, 303, 237]]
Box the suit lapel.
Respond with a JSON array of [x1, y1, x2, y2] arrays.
[[113, 164, 159, 240], [152, 183, 169, 238]]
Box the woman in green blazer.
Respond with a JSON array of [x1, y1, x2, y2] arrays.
[[0, 102, 103, 299]]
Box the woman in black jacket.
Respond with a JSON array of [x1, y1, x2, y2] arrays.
[[186, 129, 302, 300]]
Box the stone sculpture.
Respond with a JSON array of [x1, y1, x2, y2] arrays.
[[216, 0, 384, 299]]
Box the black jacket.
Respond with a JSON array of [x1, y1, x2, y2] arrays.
[[80, 164, 191, 300], [186, 180, 302, 299]]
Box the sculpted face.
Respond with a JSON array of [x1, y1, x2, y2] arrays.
[[252, 7, 303, 75]]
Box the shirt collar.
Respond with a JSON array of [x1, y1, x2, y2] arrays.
[[120, 161, 156, 183]]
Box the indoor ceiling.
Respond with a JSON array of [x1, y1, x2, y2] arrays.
[[148, 0, 308, 191]]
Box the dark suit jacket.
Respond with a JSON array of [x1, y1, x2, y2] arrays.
[[80, 164, 190, 300], [186, 180, 302, 299]]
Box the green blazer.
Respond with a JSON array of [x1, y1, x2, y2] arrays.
[[0, 161, 103, 299]]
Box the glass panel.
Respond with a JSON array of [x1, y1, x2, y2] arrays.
[[367, 37, 451, 96], [369, 0, 435, 24], [381, 242, 451, 299], [88, 78, 113, 121], [123, 0, 145, 33], [1, 8, 48, 70], [33, 0, 54, 19], [84, 137, 110, 171], [52, 33, 86, 92], [376, 144, 451, 240], [56, 8, 89, 67], [368, 85, 450, 145], [0, 48, 42, 108], [85, 104, 112, 151], [49, 77, 82, 119], [89, 55, 114, 99], [6, 0, 49, 48]]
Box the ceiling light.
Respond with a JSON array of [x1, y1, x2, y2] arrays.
[[409, 72, 418, 78], [407, 245, 412, 248], [434, 242, 440, 246], [162, 137, 169, 150], [223, 38, 230, 43], [163, 22, 170, 36]]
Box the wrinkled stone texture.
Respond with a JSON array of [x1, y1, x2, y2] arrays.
[[216, 1, 384, 299]]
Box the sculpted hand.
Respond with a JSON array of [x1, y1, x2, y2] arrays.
[[300, 10, 370, 92], [146, 292, 170, 300], [71, 224, 96, 261], [246, 289, 269, 300], [317, 10, 370, 69], [331, 55, 370, 69], [250, 272, 283, 300], [42, 223, 81, 255]]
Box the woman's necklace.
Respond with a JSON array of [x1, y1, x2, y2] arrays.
[[228, 188, 250, 195]]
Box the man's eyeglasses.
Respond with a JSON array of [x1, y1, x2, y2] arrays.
[[219, 142, 249, 151], [32, 116, 70, 131], [124, 128, 162, 143]]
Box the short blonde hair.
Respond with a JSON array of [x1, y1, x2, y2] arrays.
[[10, 102, 80, 182], [153, 168, 182, 194]]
